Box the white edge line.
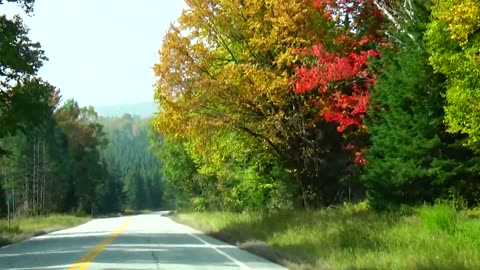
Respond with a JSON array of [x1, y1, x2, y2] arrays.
[[188, 232, 252, 270]]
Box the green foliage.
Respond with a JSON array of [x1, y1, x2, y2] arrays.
[[0, 0, 129, 218], [3, 79, 59, 134], [100, 114, 165, 210], [0, 15, 44, 88], [0, 98, 120, 216], [152, 137, 198, 210], [185, 131, 292, 211], [0, 181, 6, 218], [149, 126, 298, 212], [53, 100, 112, 214], [123, 171, 147, 210], [152, 0, 358, 210], [425, 0, 480, 152], [363, 2, 480, 208], [0, 13, 50, 155]]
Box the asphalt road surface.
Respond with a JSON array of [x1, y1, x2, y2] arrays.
[[0, 212, 287, 270]]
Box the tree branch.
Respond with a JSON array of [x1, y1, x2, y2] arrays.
[[372, 0, 416, 42], [236, 125, 281, 155]]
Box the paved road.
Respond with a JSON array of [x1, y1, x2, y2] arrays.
[[0, 212, 287, 270]]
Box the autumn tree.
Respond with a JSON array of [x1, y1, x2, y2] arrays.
[[153, 0, 352, 208], [293, 0, 383, 153], [154, 0, 320, 144], [280, 0, 385, 206], [425, 0, 480, 152]]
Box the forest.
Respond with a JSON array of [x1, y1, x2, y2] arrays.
[[153, 0, 480, 212], [0, 0, 164, 217], [100, 114, 164, 211], [2, 0, 480, 268], [2, 0, 480, 216]]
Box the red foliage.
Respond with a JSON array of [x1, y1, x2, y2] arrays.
[[292, 0, 385, 164], [294, 44, 378, 133]]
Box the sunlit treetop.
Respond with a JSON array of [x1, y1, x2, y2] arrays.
[[153, 0, 322, 151], [425, 0, 480, 152]]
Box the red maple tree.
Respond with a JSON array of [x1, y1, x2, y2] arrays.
[[293, 0, 384, 164]]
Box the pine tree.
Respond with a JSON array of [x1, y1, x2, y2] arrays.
[[362, 2, 480, 209]]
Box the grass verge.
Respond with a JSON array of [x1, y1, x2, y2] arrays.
[[0, 215, 90, 247], [123, 209, 154, 216], [175, 203, 480, 270]]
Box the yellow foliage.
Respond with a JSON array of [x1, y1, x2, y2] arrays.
[[426, 0, 480, 151], [433, 0, 480, 45], [153, 0, 321, 152]]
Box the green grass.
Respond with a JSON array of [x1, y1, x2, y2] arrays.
[[123, 209, 154, 215], [175, 203, 480, 270], [0, 214, 89, 246]]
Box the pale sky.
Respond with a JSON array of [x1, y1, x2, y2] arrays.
[[3, 0, 187, 107]]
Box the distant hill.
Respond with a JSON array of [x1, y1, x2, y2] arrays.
[[95, 101, 157, 118]]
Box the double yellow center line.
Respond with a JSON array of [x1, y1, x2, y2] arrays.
[[68, 217, 132, 270]]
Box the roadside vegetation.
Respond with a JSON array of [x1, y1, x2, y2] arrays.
[[152, 0, 480, 214], [1, 0, 165, 230], [3, 0, 480, 269], [151, 1, 480, 268], [177, 203, 480, 269], [0, 215, 89, 247]]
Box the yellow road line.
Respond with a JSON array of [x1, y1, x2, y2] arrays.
[[68, 217, 132, 270]]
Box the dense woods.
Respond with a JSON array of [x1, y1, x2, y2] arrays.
[[0, 104, 164, 217], [3, 0, 480, 217], [152, 0, 480, 211], [100, 114, 164, 211], [0, 0, 164, 217], [3, 1, 480, 268]]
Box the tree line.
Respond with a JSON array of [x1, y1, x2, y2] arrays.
[[100, 114, 164, 211], [0, 0, 164, 217], [152, 0, 480, 211]]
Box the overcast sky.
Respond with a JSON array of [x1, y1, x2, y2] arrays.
[[3, 0, 187, 107]]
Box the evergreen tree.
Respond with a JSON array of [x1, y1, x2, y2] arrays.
[[100, 114, 164, 210], [363, 2, 480, 208], [123, 170, 147, 210]]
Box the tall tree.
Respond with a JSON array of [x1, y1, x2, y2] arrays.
[[153, 0, 361, 208], [54, 100, 109, 215], [0, 6, 49, 154], [425, 0, 480, 152], [363, 1, 480, 208]]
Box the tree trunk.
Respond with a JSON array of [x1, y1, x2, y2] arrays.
[[12, 188, 15, 219], [32, 137, 37, 215], [24, 157, 29, 215], [41, 139, 46, 211], [296, 172, 309, 211]]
